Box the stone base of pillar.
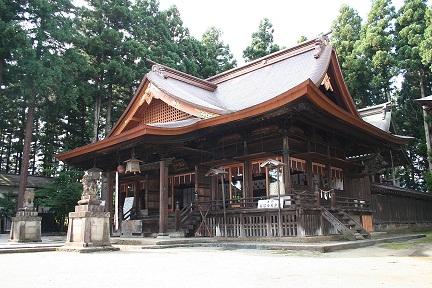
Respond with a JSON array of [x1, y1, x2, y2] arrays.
[[156, 233, 170, 239], [59, 202, 118, 252], [9, 209, 41, 243]]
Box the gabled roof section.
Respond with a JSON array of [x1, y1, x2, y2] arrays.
[[109, 76, 222, 137], [109, 36, 370, 138], [359, 102, 392, 132], [209, 36, 336, 112], [415, 95, 432, 106], [323, 51, 359, 117], [61, 35, 412, 163]]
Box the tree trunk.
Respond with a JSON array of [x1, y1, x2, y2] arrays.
[[420, 71, 432, 171], [5, 132, 11, 173], [0, 58, 4, 86], [15, 152, 21, 174], [105, 84, 112, 137], [17, 102, 35, 209], [0, 133, 4, 172], [93, 93, 101, 143], [31, 115, 39, 175]]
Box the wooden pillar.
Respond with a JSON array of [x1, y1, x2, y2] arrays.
[[242, 139, 252, 201], [114, 171, 119, 231], [306, 160, 313, 193], [306, 140, 313, 193], [107, 172, 114, 234], [243, 160, 252, 200], [159, 160, 168, 236], [134, 180, 140, 212], [282, 135, 291, 194], [210, 176, 217, 202], [326, 144, 332, 188], [144, 174, 149, 209]]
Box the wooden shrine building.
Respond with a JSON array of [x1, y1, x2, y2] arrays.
[[57, 36, 432, 239]]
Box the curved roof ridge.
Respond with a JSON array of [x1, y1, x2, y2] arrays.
[[207, 36, 331, 84], [146, 60, 217, 92], [309, 40, 333, 85]]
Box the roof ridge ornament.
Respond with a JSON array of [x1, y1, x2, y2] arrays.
[[152, 64, 168, 79], [314, 35, 330, 59]]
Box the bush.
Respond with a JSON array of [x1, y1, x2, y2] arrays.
[[35, 169, 83, 231], [424, 171, 432, 192], [0, 192, 16, 218]]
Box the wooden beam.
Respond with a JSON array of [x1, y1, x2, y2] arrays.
[[140, 158, 174, 172]]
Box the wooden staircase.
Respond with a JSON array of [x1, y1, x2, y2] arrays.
[[322, 208, 371, 241], [175, 203, 202, 237]]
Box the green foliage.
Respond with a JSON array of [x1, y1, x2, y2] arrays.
[[0, 0, 238, 177], [393, 0, 432, 185], [0, 192, 16, 218], [243, 18, 280, 62], [393, 73, 432, 190], [1, 0, 432, 192], [35, 170, 83, 230], [297, 35, 308, 43], [356, 0, 396, 105], [424, 171, 432, 192], [420, 5, 432, 69], [396, 0, 429, 73], [199, 27, 236, 78], [331, 5, 370, 107], [77, 0, 139, 139]]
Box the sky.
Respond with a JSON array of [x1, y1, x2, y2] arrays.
[[157, 0, 406, 63]]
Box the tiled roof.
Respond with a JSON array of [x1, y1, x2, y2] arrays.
[[358, 102, 392, 132], [0, 174, 52, 188], [415, 95, 432, 106], [146, 36, 332, 114]]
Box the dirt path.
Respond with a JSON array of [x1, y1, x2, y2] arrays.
[[0, 243, 430, 288]]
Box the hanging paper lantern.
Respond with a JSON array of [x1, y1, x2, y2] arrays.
[[116, 164, 125, 174]]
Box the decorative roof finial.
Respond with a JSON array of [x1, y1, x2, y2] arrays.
[[313, 35, 330, 59], [152, 64, 167, 78]]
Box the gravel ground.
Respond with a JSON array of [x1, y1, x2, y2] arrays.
[[0, 244, 431, 288]]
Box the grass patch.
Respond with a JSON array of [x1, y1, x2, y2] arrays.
[[380, 242, 413, 250], [415, 231, 432, 244], [380, 230, 432, 250]]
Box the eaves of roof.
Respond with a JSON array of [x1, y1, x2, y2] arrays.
[[56, 80, 408, 163]]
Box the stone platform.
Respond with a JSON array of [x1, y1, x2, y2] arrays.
[[60, 202, 118, 252], [9, 209, 41, 243]]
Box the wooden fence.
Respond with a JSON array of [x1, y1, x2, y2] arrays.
[[371, 184, 432, 227], [199, 208, 339, 237], [202, 209, 298, 237]]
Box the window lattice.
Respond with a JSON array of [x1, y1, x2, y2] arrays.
[[141, 99, 190, 124]]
